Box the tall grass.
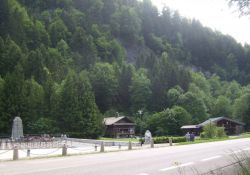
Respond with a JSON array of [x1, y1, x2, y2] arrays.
[[175, 151, 250, 175], [232, 151, 250, 175]]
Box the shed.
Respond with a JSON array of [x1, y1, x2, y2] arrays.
[[180, 125, 202, 136]]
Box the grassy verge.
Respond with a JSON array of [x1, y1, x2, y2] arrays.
[[178, 137, 230, 145], [237, 132, 250, 138], [178, 132, 250, 145]]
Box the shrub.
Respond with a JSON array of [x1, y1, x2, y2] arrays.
[[200, 132, 206, 138], [216, 127, 226, 138], [202, 123, 217, 138], [200, 123, 227, 139]]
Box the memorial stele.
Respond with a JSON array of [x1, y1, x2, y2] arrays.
[[144, 130, 152, 144], [11, 116, 24, 140]]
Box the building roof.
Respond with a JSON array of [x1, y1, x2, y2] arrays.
[[103, 116, 135, 126], [198, 116, 245, 126], [181, 125, 201, 129], [181, 116, 245, 129]]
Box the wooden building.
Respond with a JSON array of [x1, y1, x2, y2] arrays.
[[181, 117, 245, 136], [103, 116, 136, 138], [180, 125, 202, 136]]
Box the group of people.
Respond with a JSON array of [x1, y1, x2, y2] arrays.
[[185, 132, 195, 142]]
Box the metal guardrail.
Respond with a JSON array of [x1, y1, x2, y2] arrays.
[[0, 138, 71, 150]]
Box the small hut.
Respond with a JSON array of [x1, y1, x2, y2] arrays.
[[103, 116, 136, 138]]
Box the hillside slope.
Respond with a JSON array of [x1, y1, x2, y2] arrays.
[[0, 0, 250, 137]]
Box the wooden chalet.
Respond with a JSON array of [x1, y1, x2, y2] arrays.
[[181, 117, 245, 136], [103, 116, 136, 138]]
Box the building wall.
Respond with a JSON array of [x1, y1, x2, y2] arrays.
[[216, 119, 243, 135], [105, 125, 135, 138]]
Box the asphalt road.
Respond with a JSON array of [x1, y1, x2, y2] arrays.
[[1, 138, 250, 175]]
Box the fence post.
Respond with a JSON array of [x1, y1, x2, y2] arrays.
[[27, 149, 30, 157], [62, 144, 67, 156], [13, 146, 19, 160], [119, 143, 121, 149], [169, 137, 173, 146], [128, 141, 132, 150], [100, 142, 104, 152], [94, 144, 97, 151], [151, 139, 154, 148]]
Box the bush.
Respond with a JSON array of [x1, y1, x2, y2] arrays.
[[200, 132, 206, 139], [216, 127, 226, 138], [200, 123, 227, 139], [202, 123, 217, 138]]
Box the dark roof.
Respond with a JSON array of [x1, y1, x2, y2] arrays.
[[103, 116, 135, 126], [181, 116, 245, 129], [198, 117, 245, 126]]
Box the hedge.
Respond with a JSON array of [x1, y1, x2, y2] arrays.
[[153, 136, 186, 144]]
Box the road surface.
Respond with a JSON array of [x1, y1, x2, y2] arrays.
[[1, 138, 250, 175]]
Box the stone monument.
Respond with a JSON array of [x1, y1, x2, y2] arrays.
[[11, 116, 24, 140], [144, 130, 152, 144]]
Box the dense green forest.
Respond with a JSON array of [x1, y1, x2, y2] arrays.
[[0, 0, 250, 138]]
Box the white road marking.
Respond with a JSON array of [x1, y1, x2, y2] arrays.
[[159, 166, 176, 171], [243, 148, 250, 151], [138, 173, 149, 175], [201, 155, 222, 162], [160, 162, 194, 171]]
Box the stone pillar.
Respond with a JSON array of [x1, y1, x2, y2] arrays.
[[62, 144, 67, 156], [100, 142, 104, 152], [128, 141, 132, 150], [11, 117, 24, 140], [13, 146, 19, 160], [151, 139, 154, 148], [169, 137, 173, 146]]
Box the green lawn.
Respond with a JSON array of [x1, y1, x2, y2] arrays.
[[98, 133, 250, 145], [98, 137, 140, 142]]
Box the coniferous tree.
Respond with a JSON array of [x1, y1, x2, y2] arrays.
[[90, 63, 118, 113], [58, 70, 102, 138], [2, 64, 26, 133]]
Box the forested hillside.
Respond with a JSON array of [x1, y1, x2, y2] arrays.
[[0, 0, 250, 137]]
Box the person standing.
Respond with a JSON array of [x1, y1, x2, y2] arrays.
[[185, 132, 190, 142], [190, 132, 195, 142]]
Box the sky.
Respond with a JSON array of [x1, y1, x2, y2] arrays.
[[151, 0, 250, 45]]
